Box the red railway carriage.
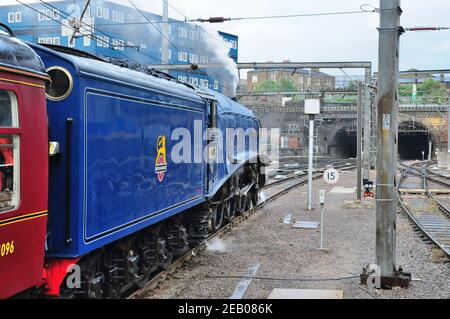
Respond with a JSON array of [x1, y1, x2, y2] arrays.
[[0, 31, 49, 298]]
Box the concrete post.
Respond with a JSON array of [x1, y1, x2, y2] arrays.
[[376, 0, 402, 278], [357, 82, 363, 201], [428, 140, 432, 161]]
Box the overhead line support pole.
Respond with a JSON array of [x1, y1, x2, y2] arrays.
[[364, 0, 411, 289], [357, 82, 363, 201]]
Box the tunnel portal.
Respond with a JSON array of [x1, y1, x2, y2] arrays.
[[398, 121, 433, 160], [328, 127, 357, 159]]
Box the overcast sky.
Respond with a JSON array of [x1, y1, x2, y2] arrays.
[[4, 0, 450, 75]]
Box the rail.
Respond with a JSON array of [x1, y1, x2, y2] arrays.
[[128, 161, 356, 299]]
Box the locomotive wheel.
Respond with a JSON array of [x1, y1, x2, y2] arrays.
[[223, 199, 234, 222], [250, 188, 259, 207], [245, 194, 254, 211], [237, 195, 247, 214], [103, 248, 126, 299], [210, 204, 224, 232], [153, 224, 173, 270]]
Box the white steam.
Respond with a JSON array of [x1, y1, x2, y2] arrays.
[[197, 24, 239, 97], [205, 237, 229, 253], [69, 0, 239, 96]]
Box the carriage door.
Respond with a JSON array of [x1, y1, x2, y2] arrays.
[[206, 100, 218, 193]]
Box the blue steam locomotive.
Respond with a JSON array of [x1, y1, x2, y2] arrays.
[[27, 43, 266, 298]]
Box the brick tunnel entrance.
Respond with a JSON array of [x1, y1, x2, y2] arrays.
[[328, 127, 357, 159], [398, 121, 433, 160]]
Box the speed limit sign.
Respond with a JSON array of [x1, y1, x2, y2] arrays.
[[323, 168, 339, 184]]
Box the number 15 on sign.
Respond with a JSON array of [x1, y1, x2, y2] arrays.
[[323, 168, 339, 185]]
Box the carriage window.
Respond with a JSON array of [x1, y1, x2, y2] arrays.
[[0, 135, 19, 212], [0, 91, 19, 128]]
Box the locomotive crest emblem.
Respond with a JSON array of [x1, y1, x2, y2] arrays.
[[155, 135, 168, 182]]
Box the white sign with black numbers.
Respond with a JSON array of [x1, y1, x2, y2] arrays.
[[323, 168, 339, 185]]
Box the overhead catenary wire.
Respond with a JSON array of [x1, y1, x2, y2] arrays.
[[35, 0, 186, 69], [19, 0, 144, 63], [25, 4, 149, 64], [128, 0, 180, 52], [194, 10, 373, 23], [159, 0, 238, 91], [161, 0, 252, 64]]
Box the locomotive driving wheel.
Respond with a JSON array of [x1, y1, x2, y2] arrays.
[[237, 194, 247, 214], [250, 187, 259, 207], [223, 199, 234, 222], [245, 193, 254, 211], [209, 204, 224, 232]]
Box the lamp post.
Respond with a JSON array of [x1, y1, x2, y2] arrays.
[[304, 98, 321, 211]]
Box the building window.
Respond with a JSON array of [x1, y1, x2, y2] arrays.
[[45, 37, 52, 44], [52, 9, 59, 20], [178, 27, 187, 38], [15, 12, 21, 22], [97, 7, 102, 18], [0, 90, 20, 212], [112, 10, 118, 22], [118, 12, 124, 23], [45, 9, 52, 20], [103, 36, 109, 48], [53, 37, 60, 45], [38, 38, 45, 44], [188, 77, 200, 85], [252, 75, 258, 83], [68, 37, 75, 47], [112, 39, 124, 50], [214, 81, 219, 90], [168, 49, 172, 60], [178, 76, 184, 81], [189, 53, 198, 64], [38, 10, 45, 21], [83, 36, 91, 47], [103, 8, 109, 19], [7, 13, 14, 23], [202, 80, 209, 88], [178, 51, 187, 62]]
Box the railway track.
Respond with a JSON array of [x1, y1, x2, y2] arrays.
[[128, 161, 355, 299], [398, 162, 450, 258]]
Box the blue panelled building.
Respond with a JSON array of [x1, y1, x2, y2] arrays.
[[0, 0, 238, 93]]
